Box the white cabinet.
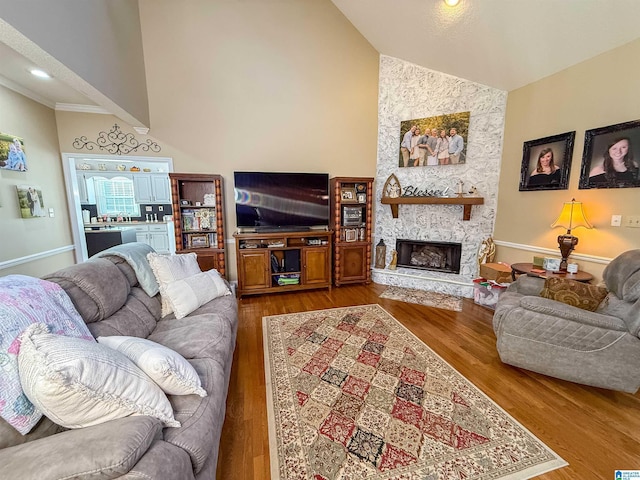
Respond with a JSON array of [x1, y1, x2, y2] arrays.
[[133, 174, 171, 204], [76, 173, 96, 204], [151, 175, 171, 203], [131, 223, 175, 254]]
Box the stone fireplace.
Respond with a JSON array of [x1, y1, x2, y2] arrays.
[[371, 56, 506, 298], [396, 239, 462, 274]]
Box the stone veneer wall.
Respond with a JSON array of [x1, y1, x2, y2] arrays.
[[373, 56, 507, 297]]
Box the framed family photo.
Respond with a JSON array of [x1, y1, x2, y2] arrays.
[[0, 133, 27, 171], [398, 111, 470, 168], [341, 188, 356, 203], [519, 131, 575, 191], [579, 119, 640, 189]]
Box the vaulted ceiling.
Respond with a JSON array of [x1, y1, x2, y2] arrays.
[[330, 0, 640, 91], [2, 1, 640, 111]]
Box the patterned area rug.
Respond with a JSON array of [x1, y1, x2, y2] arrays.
[[263, 304, 567, 480], [379, 286, 463, 312]]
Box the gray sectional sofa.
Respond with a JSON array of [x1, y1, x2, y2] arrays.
[[0, 249, 238, 479]]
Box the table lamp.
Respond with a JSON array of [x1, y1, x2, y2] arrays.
[[550, 198, 593, 271]]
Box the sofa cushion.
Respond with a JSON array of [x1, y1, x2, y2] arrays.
[[97, 336, 207, 397], [18, 324, 179, 429], [164, 357, 228, 474], [0, 416, 162, 480], [161, 270, 231, 319], [86, 287, 160, 339], [0, 275, 94, 435], [92, 242, 160, 297], [127, 440, 196, 480], [540, 277, 608, 311], [150, 313, 233, 363], [43, 258, 130, 323], [148, 252, 202, 317]]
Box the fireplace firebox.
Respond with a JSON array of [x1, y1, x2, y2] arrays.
[[395, 239, 462, 274]]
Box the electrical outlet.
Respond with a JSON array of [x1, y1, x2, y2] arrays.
[[625, 215, 640, 228], [611, 215, 622, 227]]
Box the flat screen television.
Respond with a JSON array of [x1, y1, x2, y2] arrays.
[[234, 172, 330, 232]]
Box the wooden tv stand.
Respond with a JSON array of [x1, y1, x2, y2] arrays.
[[234, 230, 332, 297]]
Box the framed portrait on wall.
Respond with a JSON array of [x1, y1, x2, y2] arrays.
[[519, 131, 575, 191], [579, 119, 640, 189]]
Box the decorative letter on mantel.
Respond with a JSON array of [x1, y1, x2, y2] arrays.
[[73, 124, 161, 155], [381, 174, 483, 220]]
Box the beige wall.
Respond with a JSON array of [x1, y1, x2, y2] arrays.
[[0, 85, 75, 276], [53, 0, 380, 281], [495, 38, 640, 282]]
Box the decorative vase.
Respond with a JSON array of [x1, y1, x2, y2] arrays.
[[375, 239, 386, 269], [388, 250, 398, 270]]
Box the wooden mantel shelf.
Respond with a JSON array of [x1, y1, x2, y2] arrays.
[[381, 196, 484, 220]]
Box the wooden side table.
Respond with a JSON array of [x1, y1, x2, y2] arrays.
[[510, 262, 593, 283]]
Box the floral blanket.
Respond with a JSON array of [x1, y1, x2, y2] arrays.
[[0, 275, 93, 434]]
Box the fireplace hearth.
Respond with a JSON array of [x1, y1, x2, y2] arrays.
[[396, 239, 462, 274]]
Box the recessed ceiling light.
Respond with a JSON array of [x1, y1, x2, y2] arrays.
[[444, 0, 460, 6], [30, 68, 51, 79]]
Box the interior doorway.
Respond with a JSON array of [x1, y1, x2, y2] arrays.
[[62, 153, 173, 263]]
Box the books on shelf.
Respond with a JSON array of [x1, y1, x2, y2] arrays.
[[182, 208, 216, 232]]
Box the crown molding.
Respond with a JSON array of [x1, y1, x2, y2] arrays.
[[0, 73, 55, 108], [133, 126, 150, 135], [55, 103, 110, 114]]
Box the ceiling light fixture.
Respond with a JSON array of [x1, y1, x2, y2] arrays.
[[30, 68, 51, 79], [444, 0, 460, 6]]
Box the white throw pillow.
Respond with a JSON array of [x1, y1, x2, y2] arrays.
[[163, 270, 231, 320], [147, 252, 202, 317], [97, 336, 207, 397], [18, 323, 180, 429]]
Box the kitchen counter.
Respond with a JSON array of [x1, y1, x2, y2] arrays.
[[85, 227, 137, 257], [84, 221, 172, 231]]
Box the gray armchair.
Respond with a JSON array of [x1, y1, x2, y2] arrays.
[[493, 249, 640, 393]]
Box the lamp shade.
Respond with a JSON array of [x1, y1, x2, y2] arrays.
[[550, 199, 593, 232]]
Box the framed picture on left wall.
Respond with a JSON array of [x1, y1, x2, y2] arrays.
[[16, 185, 46, 218], [0, 134, 28, 171]]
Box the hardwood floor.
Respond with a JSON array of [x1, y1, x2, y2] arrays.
[[216, 283, 640, 479]]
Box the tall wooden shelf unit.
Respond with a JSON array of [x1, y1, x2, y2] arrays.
[[234, 231, 332, 298], [330, 177, 374, 286], [169, 173, 227, 277]]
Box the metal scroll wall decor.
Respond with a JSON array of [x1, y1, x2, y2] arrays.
[[73, 124, 161, 155]]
